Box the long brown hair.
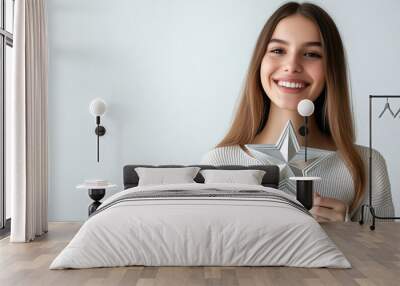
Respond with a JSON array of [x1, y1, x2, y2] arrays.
[[217, 2, 365, 211]]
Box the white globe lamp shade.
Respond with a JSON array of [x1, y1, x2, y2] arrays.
[[297, 99, 314, 117], [89, 98, 107, 116]]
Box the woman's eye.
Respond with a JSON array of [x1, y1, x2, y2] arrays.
[[270, 48, 284, 54], [268, 49, 322, 58], [304, 52, 322, 58]]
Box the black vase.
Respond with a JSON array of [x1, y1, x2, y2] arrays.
[[296, 180, 314, 210], [88, 189, 105, 216]]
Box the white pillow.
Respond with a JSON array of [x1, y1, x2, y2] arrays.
[[200, 169, 266, 185], [135, 167, 201, 186]]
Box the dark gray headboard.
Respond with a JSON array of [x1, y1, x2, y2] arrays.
[[123, 165, 280, 189]]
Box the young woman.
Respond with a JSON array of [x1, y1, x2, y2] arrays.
[[201, 2, 394, 222]]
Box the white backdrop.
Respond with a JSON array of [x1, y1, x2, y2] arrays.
[[47, 0, 400, 221]]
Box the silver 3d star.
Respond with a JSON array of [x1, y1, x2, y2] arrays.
[[245, 120, 333, 194]]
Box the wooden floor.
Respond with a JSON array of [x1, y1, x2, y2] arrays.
[[0, 222, 399, 286]]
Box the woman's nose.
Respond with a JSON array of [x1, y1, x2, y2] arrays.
[[283, 55, 303, 73]]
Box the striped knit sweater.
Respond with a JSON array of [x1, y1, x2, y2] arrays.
[[200, 144, 394, 222]]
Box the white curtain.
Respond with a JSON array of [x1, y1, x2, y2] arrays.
[[9, 0, 48, 242]]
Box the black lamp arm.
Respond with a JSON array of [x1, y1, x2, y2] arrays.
[[94, 116, 106, 162], [298, 117, 309, 162], [304, 116, 308, 162]]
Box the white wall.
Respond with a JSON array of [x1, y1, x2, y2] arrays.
[[47, 0, 400, 221]]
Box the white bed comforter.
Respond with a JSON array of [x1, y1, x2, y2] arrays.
[[50, 183, 351, 269]]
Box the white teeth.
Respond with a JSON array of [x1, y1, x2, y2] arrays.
[[277, 80, 306, 89]]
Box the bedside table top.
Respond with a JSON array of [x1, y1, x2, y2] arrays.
[[76, 183, 117, 190], [289, 176, 321, 181]]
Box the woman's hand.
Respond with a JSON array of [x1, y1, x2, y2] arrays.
[[310, 192, 347, 222]]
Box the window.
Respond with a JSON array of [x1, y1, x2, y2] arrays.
[[0, 0, 14, 232]]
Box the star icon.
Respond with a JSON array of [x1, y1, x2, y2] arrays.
[[245, 120, 333, 194]]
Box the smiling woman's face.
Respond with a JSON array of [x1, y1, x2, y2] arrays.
[[260, 14, 326, 111]]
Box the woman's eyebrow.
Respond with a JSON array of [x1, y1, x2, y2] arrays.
[[269, 38, 322, 47]]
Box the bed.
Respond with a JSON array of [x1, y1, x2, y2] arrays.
[[50, 165, 350, 269]]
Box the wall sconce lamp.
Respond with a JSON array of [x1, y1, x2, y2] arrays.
[[89, 98, 107, 162], [297, 99, 314, 162]]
